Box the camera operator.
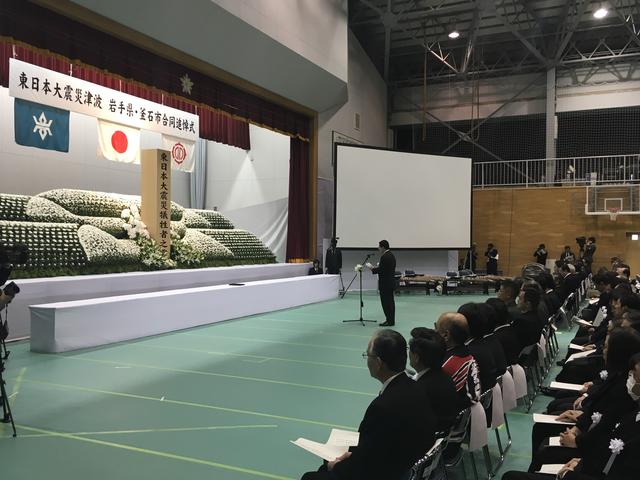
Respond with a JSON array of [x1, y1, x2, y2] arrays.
[[0, 282, 19, 313]]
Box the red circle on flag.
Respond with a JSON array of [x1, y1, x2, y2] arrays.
[[172, 143, 186, 164], [111, 131, 128, 154]]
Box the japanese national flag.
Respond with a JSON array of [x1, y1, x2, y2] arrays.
[[162, 134, 195, 172], [98, 119, 140, 164]]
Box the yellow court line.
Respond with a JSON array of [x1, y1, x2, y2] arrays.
[[134, 343, 367, 370], [15, 425, 295, 480], [181, 332, 363, 352], [10, 367, 26, 399], [18, 378, 358, 430], [59, 356, 375, 397], [12, 424, 278, 439]]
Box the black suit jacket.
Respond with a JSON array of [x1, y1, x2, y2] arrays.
[[545, 290, 562, 314], [415, 369, 460, 433], [568, 406, 640, 480], [575, 372, 637, 451], [332, 374, 436, 480], [563, 273, 581, 296], [483, 333, 508, 376], [494, 324, 521, 366], [325, 247, 342, 274], [371, 250, 396, 291], [512, 310, 542, 350], [467, 337, 498, 392]]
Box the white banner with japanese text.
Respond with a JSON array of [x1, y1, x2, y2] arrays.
[[9, 58, 199, 142]]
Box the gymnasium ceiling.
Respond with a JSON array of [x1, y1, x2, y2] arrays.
[[348, 0, 640, 86]]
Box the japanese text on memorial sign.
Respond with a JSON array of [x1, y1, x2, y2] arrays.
[[159, 152, 171, 255], [9, 58, 199, 142]]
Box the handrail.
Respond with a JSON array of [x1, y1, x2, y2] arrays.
[[472, 154, 640, 188]]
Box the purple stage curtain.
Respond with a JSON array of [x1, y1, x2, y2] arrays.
[[286, 138, 310, 261], [0, 0, 310, 142]]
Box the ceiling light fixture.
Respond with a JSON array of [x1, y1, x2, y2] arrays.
[[593, 7, 608, 19], [448, 30, 460, 39]]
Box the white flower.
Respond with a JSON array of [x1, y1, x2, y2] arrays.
[[355, 264, 363, 272], [591, 412, 602, 425], [609, 438, 625, 455], [120, 208, 130, 219], [600, 370, 609, 381]]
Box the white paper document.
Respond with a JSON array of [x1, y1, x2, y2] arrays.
[[327, 429, 360, 447], [569, 343, 586, 351], [573, 318, 593, 328], [537, 464, 565, 475], [566, 349, 596, 363], [589, 298, 599, 305], [292, 429, 359, 461], [548, 436, 562, 447], [532, 413, 576, 425], [550, 381, 584, 392]]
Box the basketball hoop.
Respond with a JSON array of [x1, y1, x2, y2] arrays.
[[608, 207, 620, 221]]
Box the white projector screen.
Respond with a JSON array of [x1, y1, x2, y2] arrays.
[[334, 144, 472, 249]]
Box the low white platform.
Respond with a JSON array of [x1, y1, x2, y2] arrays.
[[8, 263, 310, 340], [30, 275, 338, 353]]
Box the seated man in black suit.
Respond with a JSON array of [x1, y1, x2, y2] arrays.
[[498, 279, 520, 319], [487, 297, 521, 366], [560, 263, 581, 298], [477, 302, 508, 376], [457, 302, 498, 392], [539, 271, 562, 315], [409, 327, 460, 433], [301, 329, 436, 480], [513, 283, 544, 351]]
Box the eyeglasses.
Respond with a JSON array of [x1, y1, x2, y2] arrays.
[[362, 352, 377, 359]]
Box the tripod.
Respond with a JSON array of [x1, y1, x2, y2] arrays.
[[1, 309, 9, 361], [0, 360, 16, 437], [0, 333, 9, 361], [343, 254, 377, 326]]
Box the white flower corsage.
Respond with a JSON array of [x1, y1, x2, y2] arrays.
[[600, 370, 608, 381], [589, 412, 602, 430], [609, 438, 624, 455], [603, 438, 625, 474], [354, 264, 363, 272]]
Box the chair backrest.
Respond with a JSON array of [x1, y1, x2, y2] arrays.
[[408, 437, 446, 480], [518, 343, 539, 367], [478, 388, 493, 411], [446, 406, 472, 445]]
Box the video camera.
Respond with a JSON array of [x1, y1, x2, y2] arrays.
[[576, 236, 586, 251]]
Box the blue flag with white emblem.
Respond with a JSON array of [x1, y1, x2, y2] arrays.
[[14, 99, 69, 152]]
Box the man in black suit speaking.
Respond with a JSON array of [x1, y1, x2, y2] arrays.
[[367, 240, 397, 326], [300, 329, 436, 480]]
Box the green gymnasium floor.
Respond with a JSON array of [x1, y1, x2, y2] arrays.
[[0, 292, 569, 480]]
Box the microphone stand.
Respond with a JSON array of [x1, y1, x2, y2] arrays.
[[343, 253, 377, 326], [340, 253, 372, 299]]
